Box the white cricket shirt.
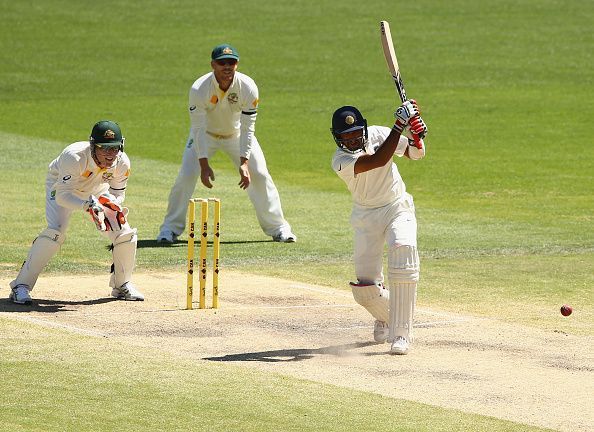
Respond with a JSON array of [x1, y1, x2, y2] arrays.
[[47, 141, 130, 209], [188, 71, 259, 160], [332, 126, 408, 208]]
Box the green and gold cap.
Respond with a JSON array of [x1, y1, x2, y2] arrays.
[[90, 120, 124, 145], [211, 44, 239, 61]]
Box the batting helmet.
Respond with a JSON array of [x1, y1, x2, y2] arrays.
[[330, 106, 368, 152]]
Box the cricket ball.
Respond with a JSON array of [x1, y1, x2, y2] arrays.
[[560, 305, 572, 317]]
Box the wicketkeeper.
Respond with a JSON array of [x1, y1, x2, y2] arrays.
[[8, 120, 144, 304], [330, 101, 427, 355]]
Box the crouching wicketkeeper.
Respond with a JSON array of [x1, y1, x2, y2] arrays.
[[8, 120, 144, 305]]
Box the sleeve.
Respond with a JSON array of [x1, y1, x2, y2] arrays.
[[331, 151, 358, 181], [394, 135, 409, 157], [239, 78, 259, 160], [108, 154, 131, 205], [54, 153, 89, 209], [189, 85, 209, 159]]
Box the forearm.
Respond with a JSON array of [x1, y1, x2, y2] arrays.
[[239, 112, 256, 159], [55, 190, 87, 210]]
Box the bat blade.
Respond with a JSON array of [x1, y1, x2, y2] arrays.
[[380, 20, 406, 102], [380, 20, 425, 152]]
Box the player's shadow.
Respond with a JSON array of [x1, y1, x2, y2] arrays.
[[0, 297, 117, 313], [204, 341, 379, 363], [137, 239, 272, 248]]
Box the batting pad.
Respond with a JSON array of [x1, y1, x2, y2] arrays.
[[10, 228, 65, 290], [110, 228, 137, 288], [388, 245, 419, 341], [388, 281, 417, 342], [350, 282, 389, 323]]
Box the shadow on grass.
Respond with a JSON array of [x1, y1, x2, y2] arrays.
[[0, 297, 118, 313], [204, 341, 380, 362], [137, 239, 273, 248]]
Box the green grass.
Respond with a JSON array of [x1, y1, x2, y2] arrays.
[[0, 318, 551, 432], [1, 0, 593, 430]]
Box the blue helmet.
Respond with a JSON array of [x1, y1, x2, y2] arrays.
[[330, 106, 368, 153]]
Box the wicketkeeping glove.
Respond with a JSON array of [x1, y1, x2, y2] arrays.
[[83, 195, 106, 231], [98, 194, 127, 230]]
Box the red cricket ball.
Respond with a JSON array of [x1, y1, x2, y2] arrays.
[[560, 305, 572, 317]]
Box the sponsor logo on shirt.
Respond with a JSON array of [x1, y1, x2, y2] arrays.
[[190, 105, 197, 111], [62, 175, 71, 183]]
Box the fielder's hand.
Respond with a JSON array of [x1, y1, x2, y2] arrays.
[[393, 99, 420, 134], [83, 195, 106, 231]]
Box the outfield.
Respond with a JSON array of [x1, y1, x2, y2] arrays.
[[1, 1, 593, 431]]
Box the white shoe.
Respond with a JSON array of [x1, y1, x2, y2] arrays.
[[373, 320, 389, 343], [111, 282, 144, 301], [390, 336, 410, 355], [10, 284, 32, 305], [157, 232, 178, 244], [272, 231, 297, 243]]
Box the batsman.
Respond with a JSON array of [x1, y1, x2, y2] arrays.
[[8, 120, 144, 304], [330, 101, 427, 355]]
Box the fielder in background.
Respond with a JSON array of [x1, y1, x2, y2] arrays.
[[8, 120, 144, 305], [157, 43, 296, 244], [330, 101, 427, 355]]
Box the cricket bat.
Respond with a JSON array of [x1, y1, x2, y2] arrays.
[[380, 20, 425, 151]]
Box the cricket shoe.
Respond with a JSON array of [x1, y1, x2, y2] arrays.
[[390, 336, 410, 355], [111, 282, 145, 301], [373, 320, 389, 343], [156, 232, 178, 245], [272, 231, 297, 243], [10, 284, 32, 305]]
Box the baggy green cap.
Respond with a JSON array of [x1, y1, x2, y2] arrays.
[[90, 120, 124, 145], [211, 44, 239, 61]]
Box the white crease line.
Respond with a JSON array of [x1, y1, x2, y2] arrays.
[[337, 318, 469, 331], [231, 303, 355, 310], [289, 284, 351, 297], [2, 314, 109, 338]]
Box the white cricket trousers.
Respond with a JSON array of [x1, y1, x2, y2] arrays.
[[11, 177, 135, 290], [158, 134, 291, 237], [350, 193, 418, 284]]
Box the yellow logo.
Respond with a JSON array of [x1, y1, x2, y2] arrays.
[[345, 115, 355, 125], [222, 47, 233, 55], [104, 129, 116, 139]]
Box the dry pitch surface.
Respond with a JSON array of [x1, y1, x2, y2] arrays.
[[1, 271, 593, 432]]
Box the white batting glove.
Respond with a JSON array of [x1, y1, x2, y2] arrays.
[[393, 99, 420, 134], [83, 195, 106, 231]]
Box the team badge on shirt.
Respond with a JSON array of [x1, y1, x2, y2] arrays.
[[227, 93, 239, 104], [102, 172, 114, 182]]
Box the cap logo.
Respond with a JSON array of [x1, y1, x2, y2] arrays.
[[104, 129, 116, 139], [222, 47, 233, 55], [345, 115, 355, 125]]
